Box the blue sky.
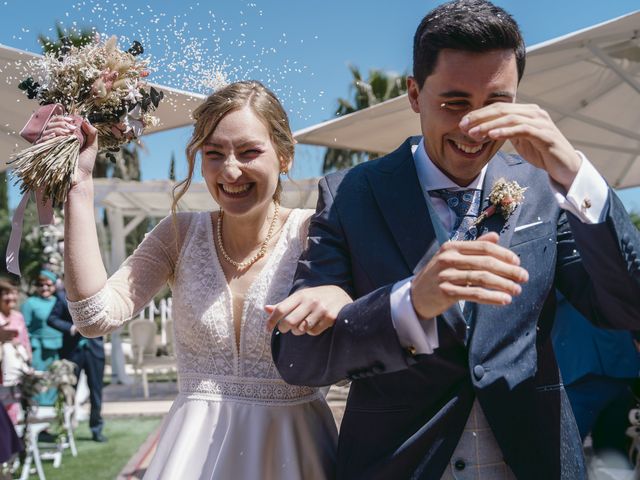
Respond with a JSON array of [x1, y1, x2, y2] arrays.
[[1, 0, 639, 209]]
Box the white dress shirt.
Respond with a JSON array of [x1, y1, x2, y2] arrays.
[[390, 139, 610, 354]]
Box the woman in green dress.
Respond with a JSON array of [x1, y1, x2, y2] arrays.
[[21, 270, 62, 406]]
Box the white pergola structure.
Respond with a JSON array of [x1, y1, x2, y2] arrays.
[[294, 10, 640, 189]]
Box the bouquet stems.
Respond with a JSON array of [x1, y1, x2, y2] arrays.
[[9, 135, 80, 207]]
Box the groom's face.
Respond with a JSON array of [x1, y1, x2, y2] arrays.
[[408, 48, 518, 186]]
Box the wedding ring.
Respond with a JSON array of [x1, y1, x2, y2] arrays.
[[465, 272, 472, 287]]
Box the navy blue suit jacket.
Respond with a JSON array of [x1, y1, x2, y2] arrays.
[[272, 137, 640, 480]]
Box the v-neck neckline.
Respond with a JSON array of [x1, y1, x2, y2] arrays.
[[206, 209, 298, 375]]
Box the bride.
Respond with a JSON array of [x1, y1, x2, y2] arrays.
[[45, 80, 350, 479]]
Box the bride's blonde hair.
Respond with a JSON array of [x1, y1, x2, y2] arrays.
[[171, 80, 295, 216]]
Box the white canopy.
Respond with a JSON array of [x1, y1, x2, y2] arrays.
[[294, 11, 640, 189], [0, 43, 205, 170]]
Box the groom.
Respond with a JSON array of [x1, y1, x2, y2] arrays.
[[271, 1, 640, 479]]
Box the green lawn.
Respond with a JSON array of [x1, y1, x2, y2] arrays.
[[24, 416, 161, 480]]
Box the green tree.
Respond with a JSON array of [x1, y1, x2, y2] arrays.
[[38, 23, 95, 55], [323, 65, 408, 173]]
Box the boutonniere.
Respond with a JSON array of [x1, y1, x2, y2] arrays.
[[474, 178, 527, 225]]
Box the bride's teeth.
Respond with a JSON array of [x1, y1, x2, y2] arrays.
[[455, 142, 483, 154], [222, 184, 250, 194]]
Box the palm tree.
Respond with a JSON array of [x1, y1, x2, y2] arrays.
[[38, 23, 95, 56], [322, 65, 408, 173]]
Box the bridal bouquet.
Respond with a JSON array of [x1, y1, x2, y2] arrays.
[[9, 34, 163, 207]]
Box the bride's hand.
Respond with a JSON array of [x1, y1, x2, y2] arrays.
[[37, 115, 99, 184], [265, 285, 352, 336]]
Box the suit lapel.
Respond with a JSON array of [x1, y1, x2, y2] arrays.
[[366, 138, 468, 345], [477, 152, 524, 248], [470, 151, 525, 335], [365, 138, 437, 273]]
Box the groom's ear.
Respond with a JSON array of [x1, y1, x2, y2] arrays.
[[407, 76, 421, 114]]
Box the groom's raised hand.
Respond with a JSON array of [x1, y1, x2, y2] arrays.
[[410, 232, 528, 320], [459, 103, 583, 192]]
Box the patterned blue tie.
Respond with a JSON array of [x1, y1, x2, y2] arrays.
[[429, 189, 482, 241]]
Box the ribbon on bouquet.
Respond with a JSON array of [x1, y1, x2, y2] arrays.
[[5, 103, 84, 276]]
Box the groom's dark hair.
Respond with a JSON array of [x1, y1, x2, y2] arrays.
[[413, 0, 526, 88]]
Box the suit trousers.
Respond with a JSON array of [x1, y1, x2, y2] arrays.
[[440, 400, 516, 480], [68, 346, 105, 436]]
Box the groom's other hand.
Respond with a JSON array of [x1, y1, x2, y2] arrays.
[[265, 285, 352, 336], [460, 103, 583, 192], [411, 232, 528, 320]]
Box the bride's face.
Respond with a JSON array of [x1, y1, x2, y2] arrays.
[[201, 106, 282, 218]]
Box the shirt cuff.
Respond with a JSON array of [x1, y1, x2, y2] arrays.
[[390, 277, 439, 355], [551, 151, 609, 224]]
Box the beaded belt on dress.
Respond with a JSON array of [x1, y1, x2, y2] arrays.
[[179, 373, 322, 406]]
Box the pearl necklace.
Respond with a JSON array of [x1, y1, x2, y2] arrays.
[[216, 201, 280, 270]]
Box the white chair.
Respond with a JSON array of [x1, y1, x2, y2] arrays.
[[129, 318, 176, 398], [29, 404, 78, 464], [14, 420, 49, 480]]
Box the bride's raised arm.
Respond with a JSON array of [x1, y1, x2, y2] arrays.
[[47, 118, 183, 337]]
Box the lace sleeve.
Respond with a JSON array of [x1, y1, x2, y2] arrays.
[[68, 287, 114, 336], [69, 212, 192, 337]]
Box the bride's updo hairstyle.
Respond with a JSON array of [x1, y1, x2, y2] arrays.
[[171, 80, 295, 215]]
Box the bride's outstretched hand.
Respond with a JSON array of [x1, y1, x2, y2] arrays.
[[265, 285, 352, 336]]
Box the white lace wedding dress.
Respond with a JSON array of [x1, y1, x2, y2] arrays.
[[68, 209, 337, 479]]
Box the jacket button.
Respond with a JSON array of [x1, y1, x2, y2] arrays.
[[473, 365, 485, 380], [454, 459, 466, 471]]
